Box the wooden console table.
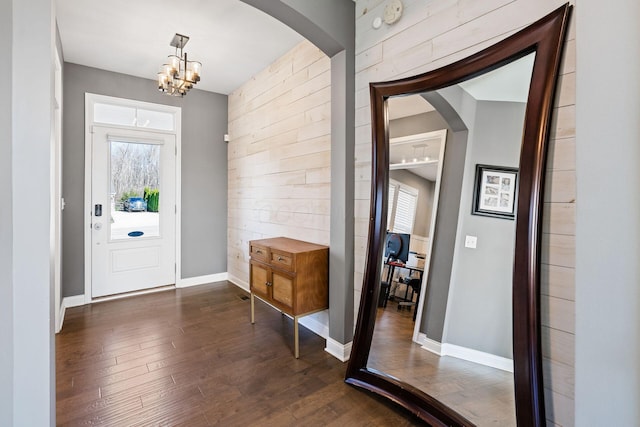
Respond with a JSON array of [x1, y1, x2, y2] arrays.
[[249, 237, 329, 358]]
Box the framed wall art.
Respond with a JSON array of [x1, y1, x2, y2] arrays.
[[472, 164, 518, 219]]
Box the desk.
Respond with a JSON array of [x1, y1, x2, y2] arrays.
[[380, 261, 423, 307], [384, 261, 424, 284]]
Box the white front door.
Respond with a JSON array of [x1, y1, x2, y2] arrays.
[[91, 125, 176, 298]]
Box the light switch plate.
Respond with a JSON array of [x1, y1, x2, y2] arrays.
[[465, 235, 477, 249]]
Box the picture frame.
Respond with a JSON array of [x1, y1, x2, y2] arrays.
[[472, 164, 518, 219]]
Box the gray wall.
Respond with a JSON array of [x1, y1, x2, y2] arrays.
[[575, 1, 640, 424], [418, 91, 473, 342], [388, 105, 475, 344], [389, 169, 435, 238], [444, 100, 525, 358], [0, 2, 13, 424], [9, 1, 56, 424], [62, 63, 228, 297], [421, 129, 468, 341], [415, 89, 525, 357]]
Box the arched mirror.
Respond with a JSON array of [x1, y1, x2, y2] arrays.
[[345, 5, 572, 426]]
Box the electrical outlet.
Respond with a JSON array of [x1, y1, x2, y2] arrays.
[[465, 235, 477, 249]]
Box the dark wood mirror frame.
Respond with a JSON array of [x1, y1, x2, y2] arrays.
[[345, 4, 572, 426]]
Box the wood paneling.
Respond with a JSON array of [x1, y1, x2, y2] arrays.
[[542, 326, 575, 368], [548, 137, 576, 171], [227, 40, 331, 286], [541, 264, 575, 301]]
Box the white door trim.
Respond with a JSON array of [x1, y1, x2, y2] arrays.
[[411, 129, 448, 344], [53, 45, 63, 332], [84, 93, 182, 303]]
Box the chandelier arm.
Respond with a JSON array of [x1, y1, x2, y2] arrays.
[[159, 33, 200, 96]]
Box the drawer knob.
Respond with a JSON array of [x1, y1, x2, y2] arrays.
[[278, 256, 284, 261], [256, 249, 262, 254], [266, 281, 272, 287]]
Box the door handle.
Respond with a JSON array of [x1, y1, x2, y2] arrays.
[[95, 204, 102, 217]]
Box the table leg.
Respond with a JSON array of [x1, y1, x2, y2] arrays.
[[250, 293, 255, 324], [294, 315, 300, 359]]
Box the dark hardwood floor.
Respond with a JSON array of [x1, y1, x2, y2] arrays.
[[370, 301, 515, 426], [56, 281, 426, 426]]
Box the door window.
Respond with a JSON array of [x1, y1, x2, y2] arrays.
[[109, 140, 161, 240], [94, 103, 175, 131]]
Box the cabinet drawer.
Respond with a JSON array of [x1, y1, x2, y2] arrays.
[[250, 244, 269, 262], [270, 250, 293, 271]]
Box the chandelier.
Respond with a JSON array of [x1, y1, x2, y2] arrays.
[[157, 33, 202, 97]]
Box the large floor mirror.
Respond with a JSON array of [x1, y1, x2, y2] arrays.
[[346, 5, 572, 426]]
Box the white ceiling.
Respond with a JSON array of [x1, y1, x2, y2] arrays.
[[55, 0, 304, 95], [388, 53, 535, 122], [389, 129, 445, 181], [459, 53, 535, 102], [388, 95, 434, 120], [387, 54, 535, 181]]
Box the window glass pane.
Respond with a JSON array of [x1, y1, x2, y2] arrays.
[[136, 108, 174, 131], [94, 103, 136, 127], [109, 140, 161, 240], [393, 188, 417, 234]]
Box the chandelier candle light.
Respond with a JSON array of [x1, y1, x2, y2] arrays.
[[158, 33, 202, 97]]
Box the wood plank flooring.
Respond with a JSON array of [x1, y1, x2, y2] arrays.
[[370, 302, 515, 426], [56, 282, 425, 426]]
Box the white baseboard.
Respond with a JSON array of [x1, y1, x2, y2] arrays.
[[325, 337, 352, 362], [227, 274, 249, 292], [298, 311, 329, 339], [64, 294, 86, 308], [419, 334, 513, 372], [419, 333, 443, 355], [176, 272, 228, 288], [56, 295, 86, 333], [443, 343, 513, 372]]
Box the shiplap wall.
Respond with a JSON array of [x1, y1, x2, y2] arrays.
[[227, 41, 331, 287], [353, 1, 576, 425]]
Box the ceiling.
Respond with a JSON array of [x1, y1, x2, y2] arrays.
[[387, 54, 534, 181], [55, 0, 304, 95], [388, 95, 434, 120], [389, 129, 444, 181]]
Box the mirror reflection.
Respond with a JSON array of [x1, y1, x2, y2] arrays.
[[368, 53, 535, 426]]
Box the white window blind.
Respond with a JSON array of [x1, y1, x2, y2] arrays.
[[393, 187, 417, 234], [387, 180, 418, 234]]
